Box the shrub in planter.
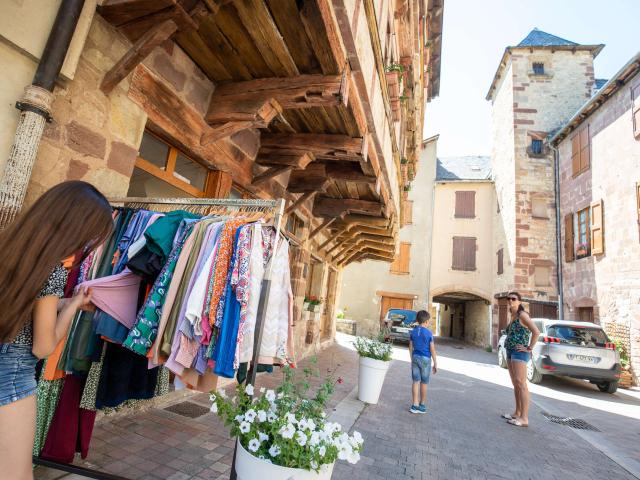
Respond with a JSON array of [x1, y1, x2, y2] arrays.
[[210, 364, 363, 479], [354, 335, 393, 404]]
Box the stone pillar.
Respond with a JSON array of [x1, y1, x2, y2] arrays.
[[0, 86, 54, 228]]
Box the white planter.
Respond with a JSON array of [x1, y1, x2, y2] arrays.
[[358, 356, 390, 404], [236, 439, 335, 480]]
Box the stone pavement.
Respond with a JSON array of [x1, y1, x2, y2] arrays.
[[35, 334, 640, 480]]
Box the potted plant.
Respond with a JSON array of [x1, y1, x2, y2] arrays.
[[612, 338, 633, 388], [210, 365, 363, 480], [304, 297, 311, 310], [576, 242, 589, 257], [354, 335, 393, 404], [308, 296, 322, 313]]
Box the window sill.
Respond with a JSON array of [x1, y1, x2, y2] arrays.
[[454, 215, 476, 219], [572, 168, 590, 179], [528, 72, 554, 79], [390, 271, 410, 276], [532, 215, 549, 220], [527, 149, 548, 158]]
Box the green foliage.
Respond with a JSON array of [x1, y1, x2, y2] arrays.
[[210, 363, 363, 472], [353, 335, 393, 362], [611, 337, 630, 368], [336, 310, 346, 319], [485, 345, 493, 353], [385, 63, 405, 73]]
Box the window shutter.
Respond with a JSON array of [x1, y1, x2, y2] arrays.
[[590, 200, 604, 255], [571, 134, 581, 176], [632, 82, 640, 139], [452, 237, 464, 270], [497, 248, 504, 275], [391, 242, 411, 274], [636, 182, 640, 223], [564, 213, 575, 262], [579, 125, 590, 172], [403, 201, 413, 225], [455, 191, 476, 218], [464, 238, 477, 271]]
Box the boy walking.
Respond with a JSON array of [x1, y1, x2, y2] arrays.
[[409, 310, 437, 413]]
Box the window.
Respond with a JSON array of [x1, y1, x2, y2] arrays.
[[455, 191, 476, 218], [128, 131, 211, 198], [531, 139, 543, 155], [452, 237, 476, 271], [576, 207, 590, 258], [532, 62, 545, 75], [497, 248, 504, 275], [534, 266, 550, 286], [571, 125, 590, 177], [631, 81, 640, 139], [401, 200, 413, 226], [577, 307, 594, 323], [590, 200, 604, 255], [286, 213, 305, 239], [564, 213, 574, 262], [546, 325, 608, 346], [390, 242, 411, 274], [532, 198, 548, 219]]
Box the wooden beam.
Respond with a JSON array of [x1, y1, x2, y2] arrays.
[[309, 217, 338, 240], [325, 163, 377, 184], [200, 121, 254, 146], [285, 191, 317, 215], [252, 165, 293, 186], [318, 225, 348, 250], [256, 152, 315, 168], [341, 214, 390, 227], [313, 197, 384, 218], [101, 19, 178, 94], [287, 163, 329, 193], [260, 133, 366, 163], [344, 234, 395, 246], [211, 72, 349, 109], [98, 0, 176, 26]]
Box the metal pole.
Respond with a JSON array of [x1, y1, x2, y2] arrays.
[[549, 144, 564, 319], [0, 0, 85, 228]]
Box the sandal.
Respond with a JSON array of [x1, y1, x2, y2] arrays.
[[507, 418, 528, 427], [501, 413, 514, 420]]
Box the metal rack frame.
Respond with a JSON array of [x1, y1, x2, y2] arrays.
[[34, 196, 287, 480]]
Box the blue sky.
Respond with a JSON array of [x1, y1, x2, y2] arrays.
[[423, 0, 640, 156]]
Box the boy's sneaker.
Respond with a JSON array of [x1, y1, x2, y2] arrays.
[[418, 404, 427, 413], [410, 405, 421, 414]]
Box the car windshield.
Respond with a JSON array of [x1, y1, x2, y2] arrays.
[[388, 311, 415, 325], [546, 325, 609, 347]]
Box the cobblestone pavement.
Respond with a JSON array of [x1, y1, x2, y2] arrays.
[[35, 334, 640, 480], [333, 335, 640, 480]]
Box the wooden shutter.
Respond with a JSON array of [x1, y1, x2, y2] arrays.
[[455, 191, 476, 218], [580, 125, 590, 173], [452, 237, 464, 270], [590, 199, 604, 255], [390, 242, 411, 274], [632, 81, 640, 139], [564, 213, 575, 262], [465, 238, 477, 271], [453, 237, 476, 271], [402, 200, 413, 225], [636, 182, 640, 223], [497, 248, 504, 275], [571, 134, 581, 176]]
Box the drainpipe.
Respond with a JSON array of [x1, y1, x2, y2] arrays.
[[549, 143, 564, 319], [0, 0, 85, 228]]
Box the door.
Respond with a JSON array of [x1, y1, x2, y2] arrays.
[[577, 307, 593, 323], [380, 295, 414, 321]]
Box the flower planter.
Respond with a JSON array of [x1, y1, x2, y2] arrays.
[[358, 356, 390, 404], [310, 304, 322, 313], [619, 368, 633, 389], [236, 439, 335, 480]]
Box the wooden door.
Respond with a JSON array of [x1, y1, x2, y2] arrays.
[[380, 295, 414, 321], [498, 298, 509, 332], [578, 307, 593, 323]]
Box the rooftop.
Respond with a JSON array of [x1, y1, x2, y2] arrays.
[[436, 156, 492, 182], [517, 28, 577, 48]]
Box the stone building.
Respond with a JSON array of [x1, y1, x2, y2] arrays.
[[0, 0, 444, 359], [550, 53, 640, 384], [339, 134, 439, 334], [429, 155, 493, 347], [486, 29, 603, 344]]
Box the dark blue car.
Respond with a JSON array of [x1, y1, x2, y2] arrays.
[[383, 309, 417, 343]]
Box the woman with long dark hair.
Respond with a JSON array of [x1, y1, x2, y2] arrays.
[[501, 291, 540, 428], [0, 181, 113, 479]]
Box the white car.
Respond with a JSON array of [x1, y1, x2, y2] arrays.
[[498, 319, 621, 393]]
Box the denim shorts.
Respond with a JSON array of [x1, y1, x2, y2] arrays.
[[0, 343, 38, 406], [506, 349, 531, 363], [411, 355, 431, 384]]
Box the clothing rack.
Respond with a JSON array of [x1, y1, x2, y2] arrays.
[[34, 197, 286, 480]]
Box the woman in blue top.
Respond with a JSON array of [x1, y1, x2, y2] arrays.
[[408, 310, 437, 414], [501, 292, 540, 428]]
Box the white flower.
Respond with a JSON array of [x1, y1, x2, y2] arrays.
[[285, 413, 297, 424], [258, 431, 269, 443], [245, 384, 254, 396], [239, 421, 251, 434], [296, 430, 308, 446], [245, 409, 257, 423], [235, 414, 245, 423], [352, 431, 363, 444], [298, 418, 309, 430], [307, 419, 316, 431], [311, 460, 319, 470], [257, 410, 267, 423], [267, 411, 278, 423], [248, 438, 260, 452], [209, 402, 218, 413], [260, 387, 266, 393], [347, 451, 361, 464], [218, 389, 227, 399], [309, 432, 321, 446], [338, 443, 352, 461], [277, 392, 284, 399], [269, 444, 281, 457], [279, 423, 296, 439], [209, 393, 216, 402], [265, 390, 276, 402], [321, 412, 327, 418], [319, 445, 327, 457]]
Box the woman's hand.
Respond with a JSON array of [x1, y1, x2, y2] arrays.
[[71, 287, 95, 312], [514, 344, 529, 352]]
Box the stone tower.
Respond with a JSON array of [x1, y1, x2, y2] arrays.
[[487, 29, 603, 326]]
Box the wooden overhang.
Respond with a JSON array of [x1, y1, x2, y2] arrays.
[[98, 0, 418, 265]]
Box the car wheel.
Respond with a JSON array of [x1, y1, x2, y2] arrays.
[[597, 381, 618, 394], [498, 348, 507, 369], [526, 359, 542, 384]]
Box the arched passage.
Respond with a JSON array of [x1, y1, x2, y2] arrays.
[[431, 287, 492, 347]]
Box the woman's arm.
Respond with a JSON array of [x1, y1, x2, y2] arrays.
[[430, 340, 438, 373], [32, 289, 91, 359], [517, 312, 540, 352]]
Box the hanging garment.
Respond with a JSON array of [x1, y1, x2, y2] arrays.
[[123, 221, 196, 356], [231, 224, 255, 369], [127, 213, 164, 259], [96, 209, 133, 279], [33, 378, 64, 456], [76, 270, 142, 329], [113, 210, 154, 273], [94, 310, 129, 344], [144, 210, 199, 264], [40, 375, 96, 463]]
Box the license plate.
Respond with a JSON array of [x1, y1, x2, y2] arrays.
[[567, 354, 599, 364], [394, 327, 410, 333]]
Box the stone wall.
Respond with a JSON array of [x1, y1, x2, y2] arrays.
[[558, 70, 640, 384], [463, 300, 490, 347]]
